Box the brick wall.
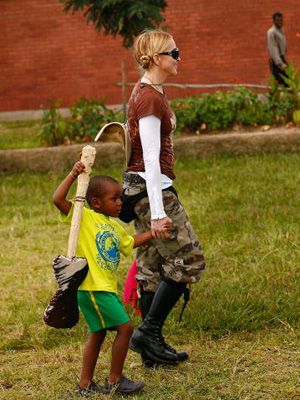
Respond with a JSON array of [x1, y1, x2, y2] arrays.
[[1, 0, 300, 112]]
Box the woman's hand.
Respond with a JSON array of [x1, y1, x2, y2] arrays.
[[151, 216, 173, 239]]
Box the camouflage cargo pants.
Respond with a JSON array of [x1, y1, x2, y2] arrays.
[[132, 188, 205, 292]]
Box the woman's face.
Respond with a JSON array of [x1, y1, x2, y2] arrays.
[[157, 38, 180, 77]]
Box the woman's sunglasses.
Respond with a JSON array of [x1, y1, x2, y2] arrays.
[[158, 48, 180, 60]]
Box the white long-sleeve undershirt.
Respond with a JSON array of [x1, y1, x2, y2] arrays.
[[138, 115, 172, 220]]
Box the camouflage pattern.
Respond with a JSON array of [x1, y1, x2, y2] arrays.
[[123, 172, 147, 196], [131, 185, 205, 292]]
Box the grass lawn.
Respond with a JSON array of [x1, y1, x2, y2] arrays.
[[0, 153, 299, 399], [0, 120, 41, 149]]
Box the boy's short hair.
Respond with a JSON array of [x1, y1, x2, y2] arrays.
[[86, 175, 119, 207]]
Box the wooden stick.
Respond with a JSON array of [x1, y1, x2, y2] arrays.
[[67, 145, 96, 258]]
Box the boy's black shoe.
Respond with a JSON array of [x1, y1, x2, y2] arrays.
[[75, 381, 103, 397], [102, 374, 144, 395]]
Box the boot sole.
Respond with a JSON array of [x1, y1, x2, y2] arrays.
[[143, 348, 178, 365]]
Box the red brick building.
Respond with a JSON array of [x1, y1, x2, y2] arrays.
[[1, 0, 300, 113]]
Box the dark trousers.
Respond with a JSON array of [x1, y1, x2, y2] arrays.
[[269, 56, 288, 87]]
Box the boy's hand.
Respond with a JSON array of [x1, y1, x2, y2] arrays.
[[70, 161, 85, 179], [53, 160, 86, 216]]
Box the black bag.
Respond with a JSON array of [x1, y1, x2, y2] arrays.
[[119, 186, 178, 223], [119, 190, 148, 223]]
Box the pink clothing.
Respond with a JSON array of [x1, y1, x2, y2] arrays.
[[123, 260, 141, 316]]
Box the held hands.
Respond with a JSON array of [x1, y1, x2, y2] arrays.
[[151, 216, 173, 240], [69, 161, 85, 179]]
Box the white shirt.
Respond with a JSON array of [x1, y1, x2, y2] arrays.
[[267, 25, 287, 69], [138, 115, 172, 220]]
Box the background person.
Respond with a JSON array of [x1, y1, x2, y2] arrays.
[[267, 12, 289, 86], [121, 29, 206, 366]]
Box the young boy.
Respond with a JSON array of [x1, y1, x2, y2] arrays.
[[53, 160, 155, 396]]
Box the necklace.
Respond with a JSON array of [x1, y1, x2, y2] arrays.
[[143, 75, 164, 93], [143, 75, 163, 86]]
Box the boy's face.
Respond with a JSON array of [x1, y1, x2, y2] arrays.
[[96, 182, 122, 218]]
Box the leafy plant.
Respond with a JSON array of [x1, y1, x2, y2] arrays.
[[199, 92, 235, 130], [40, 98, 123, 146], [281, 64, 300, 107], [171, 97, 202, 133], [68, 97, 123, 143], [59, 0, 167, 47], [40, 100, 68, 146], [281, 64, 300, 125], [171, 84, 296, 134]]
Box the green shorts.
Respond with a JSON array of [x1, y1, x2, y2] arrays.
[[77, 291, 130, 333]]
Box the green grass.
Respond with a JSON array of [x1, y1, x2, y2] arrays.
[[0, 120, 41, 149], [0, 153, 299, 399]]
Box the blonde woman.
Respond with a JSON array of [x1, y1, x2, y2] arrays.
[[121, 30, 205, 366]]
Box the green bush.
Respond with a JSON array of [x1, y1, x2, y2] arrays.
[[39, 100, 68, 146], [281, 64, 300, 125], [40, 98, 123, 146], [201, 92, 235, 130], [171, 85, 295, 134], [281, 64, 300, 108], [226, 88, 271, 126], [68, 97, 123, 143], [41, 82, 297, 146]]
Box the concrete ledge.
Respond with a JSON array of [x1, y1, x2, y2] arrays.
[[174, 128, 300, 157], [0, 142, 124, 173], [0, 108, 71, 121], [0, 104, 122, 121], [1, 128, 300, 173]]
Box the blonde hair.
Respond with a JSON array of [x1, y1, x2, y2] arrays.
[[133, 29, 173, 70]]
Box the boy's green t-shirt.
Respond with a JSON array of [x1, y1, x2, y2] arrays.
[[61, 205, 134, 293]]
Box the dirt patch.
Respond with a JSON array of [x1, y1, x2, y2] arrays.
[[1, 127, 300, 173]]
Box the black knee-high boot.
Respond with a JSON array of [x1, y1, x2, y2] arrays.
[[140, 291, 155, 320], [130, 279, 188, 364], [140, 288, 188, 364], [139, 291, 157, 367]]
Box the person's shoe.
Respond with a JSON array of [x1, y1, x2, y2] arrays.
[[159, 334, 189, 362], [75, 381, 103, 397], [168, 348, 189, 362], [102, 374, 144, 395], [141, 346, 187, 367], [129, 323, 178, 364]]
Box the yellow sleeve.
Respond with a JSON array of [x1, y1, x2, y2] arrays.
[[115, 222, 134, 257], [59, 203, 87, 223], [59, 203, 74, 223]]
